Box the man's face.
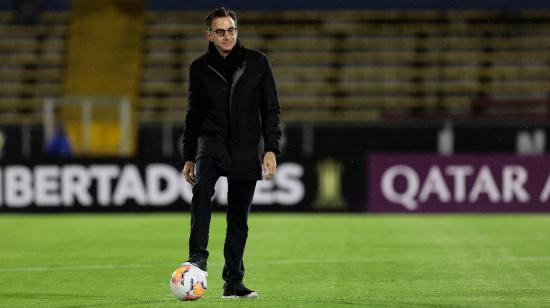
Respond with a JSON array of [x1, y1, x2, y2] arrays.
[[207, 16, 238, 55]]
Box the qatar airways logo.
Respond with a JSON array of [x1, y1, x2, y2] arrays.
[[0, 163, 304, 208], [380, 165, 538, 210], [370, 155, 550, 212]]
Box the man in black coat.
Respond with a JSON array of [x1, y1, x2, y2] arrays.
[[181, 6, 281, 299]]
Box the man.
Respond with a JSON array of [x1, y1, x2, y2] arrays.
[[181, 7, 281, 299]]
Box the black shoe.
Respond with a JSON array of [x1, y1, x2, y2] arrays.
[[182, 261, 208, 278], [187, 254, 207, 270], [222, 283, 258, 299]]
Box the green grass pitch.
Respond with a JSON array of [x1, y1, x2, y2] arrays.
[[1, 213, 550, 307]]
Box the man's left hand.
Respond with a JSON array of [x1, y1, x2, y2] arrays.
[[262, 151, 277, 180]]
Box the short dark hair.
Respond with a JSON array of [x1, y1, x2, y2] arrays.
[[205, 6, 237, 29]]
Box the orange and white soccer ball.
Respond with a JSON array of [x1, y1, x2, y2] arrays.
[[169, 263, 207, 301]]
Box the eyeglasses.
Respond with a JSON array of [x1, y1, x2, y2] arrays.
[[209, 27, 238, 37]]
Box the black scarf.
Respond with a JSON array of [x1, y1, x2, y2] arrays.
[[206, 39, 246, 83]]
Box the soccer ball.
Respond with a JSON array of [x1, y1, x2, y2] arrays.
[[169, 264, 207, 301]]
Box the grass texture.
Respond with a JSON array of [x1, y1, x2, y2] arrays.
[[0, 213, 549, 307]]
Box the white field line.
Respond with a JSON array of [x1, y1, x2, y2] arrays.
[[0, 263, 163, 272], [1, 256, 550, 272], [266, 256, 550, 264]]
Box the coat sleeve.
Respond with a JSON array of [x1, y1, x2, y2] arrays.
[[182, 61, 202, 162], [260, 55, 282, 155]]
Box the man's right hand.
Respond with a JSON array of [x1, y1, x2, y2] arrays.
[[183, 161, 196, 185]]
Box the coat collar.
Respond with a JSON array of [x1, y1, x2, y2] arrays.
[[206, 39, 246, 72]]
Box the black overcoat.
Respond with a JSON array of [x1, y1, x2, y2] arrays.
[[182, 46, 282, 180]]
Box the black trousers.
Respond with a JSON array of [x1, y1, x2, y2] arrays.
[[188, 157, 257, 284]]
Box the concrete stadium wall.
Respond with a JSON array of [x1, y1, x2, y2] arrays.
[[0, 0, 70, 11], [146, 0, 550, 10], [1, 0, 549, 12]]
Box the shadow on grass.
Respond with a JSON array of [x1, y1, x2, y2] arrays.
[[0, 292, 109, 300], [362, 300, 466, 308], [255, 298, 468, 308], [222, 297, 467, 308], [64, 299, 175, 308], [0, 292, 471, 307], [0, 292, 174, 307]]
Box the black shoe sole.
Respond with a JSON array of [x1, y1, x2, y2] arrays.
[[222, 291, 258, 299]]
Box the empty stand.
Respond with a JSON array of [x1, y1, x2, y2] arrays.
[[0, 11, 68, 124], [139, 10, 550, 123], [2, 9, 549, 126]]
